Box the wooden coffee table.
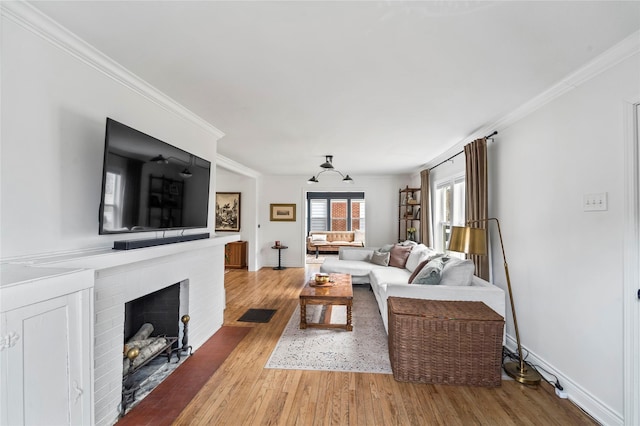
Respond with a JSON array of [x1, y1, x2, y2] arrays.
[[299, 273, 353, 331]]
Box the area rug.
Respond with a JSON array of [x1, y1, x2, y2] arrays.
[[238, 308, 277, 323], [305, 254, 326, 264], [265, 286, 392, 374]]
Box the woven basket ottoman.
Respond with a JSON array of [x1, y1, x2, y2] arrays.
[[387, 297, 504, 387]]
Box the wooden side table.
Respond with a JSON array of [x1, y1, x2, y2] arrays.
[[271, 245, 288, 270]]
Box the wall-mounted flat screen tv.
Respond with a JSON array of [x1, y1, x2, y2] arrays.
[[99, 118, 211, 234]]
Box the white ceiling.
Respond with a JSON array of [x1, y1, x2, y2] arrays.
[[29, 1, 640, 177]]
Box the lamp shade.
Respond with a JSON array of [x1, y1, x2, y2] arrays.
[[448, 226, 487, 256]]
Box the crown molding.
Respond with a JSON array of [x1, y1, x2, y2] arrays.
[[423, 29, 640, 170], [1, 1, 225, 140], [216, 154, 261, 178]]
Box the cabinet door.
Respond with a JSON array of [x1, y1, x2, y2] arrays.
[[1, 289, 92, 425], [225, 242, 247, 269]]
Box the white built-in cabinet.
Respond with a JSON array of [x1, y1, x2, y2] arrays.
[[1, 265, 94, 425]]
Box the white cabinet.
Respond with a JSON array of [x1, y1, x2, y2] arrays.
[[1, 265, 94, 425]]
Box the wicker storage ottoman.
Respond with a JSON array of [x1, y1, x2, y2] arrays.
[[388, 297, 504, 387]]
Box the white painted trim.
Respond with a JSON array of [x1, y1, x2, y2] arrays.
[[623, 97, 640, 426], [0, 1, 225, 140], [216, 154, 261, 178], [424, 29, 640, 170], [504, 336, 623, 426]]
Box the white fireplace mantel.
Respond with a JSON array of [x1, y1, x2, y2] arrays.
[[1, 234, 238, 426], [5, 234, 239, 270]]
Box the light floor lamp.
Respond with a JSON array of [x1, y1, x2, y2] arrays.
[[448, 218, 542, 385]]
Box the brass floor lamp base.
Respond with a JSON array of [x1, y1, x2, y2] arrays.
[[504, 361, 542, 386]]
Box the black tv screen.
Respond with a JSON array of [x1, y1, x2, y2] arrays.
[[99, 118, 211, 234]]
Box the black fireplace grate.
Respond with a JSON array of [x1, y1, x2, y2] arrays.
[[237, 309, 277, 323]]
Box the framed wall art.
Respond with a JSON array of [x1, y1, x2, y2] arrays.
[[215, 192, 241, 232], [270, 203, 296, 222]]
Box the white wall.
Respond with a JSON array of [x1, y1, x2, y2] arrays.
[[0, 8, 222, 260], [258, 174, 408, 268], [488, 53, 640, 424], [215, 167, 259, 270]]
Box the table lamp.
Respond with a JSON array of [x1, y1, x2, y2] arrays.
[[448, 218, 541, 385]]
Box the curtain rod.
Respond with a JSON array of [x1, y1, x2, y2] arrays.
[[428, 131, 498, 171]]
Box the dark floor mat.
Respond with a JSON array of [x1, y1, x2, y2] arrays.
[[237, 308, 277, 323]]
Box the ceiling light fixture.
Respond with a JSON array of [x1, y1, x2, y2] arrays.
[[149, 154, 195, 178], [150, 154, 169, 164], [307, 155, 354, 184]]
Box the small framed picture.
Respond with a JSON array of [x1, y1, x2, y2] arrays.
[[270, 203, 296, 222], [216, 192, 241, 232]]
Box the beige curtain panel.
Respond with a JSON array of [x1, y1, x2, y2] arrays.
[[465, 138, 489, 280], [420, 169, 432, 247]]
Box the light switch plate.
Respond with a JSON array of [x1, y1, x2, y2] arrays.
[[583, 192, 608, 211]]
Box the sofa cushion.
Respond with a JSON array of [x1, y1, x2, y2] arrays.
[[405, 244, 436, 272], [379, 244, 394, 252], [412, 257, 448, 285], [321, 258, 385, 277], [311, 234, 327, 242], [389, 244, 413, 268], [440, 257, 476, 286], [370, 267, 412, 284], [370, 251, 390, 266], [408, 258, 430, 283], [339, 247, 374, 261]]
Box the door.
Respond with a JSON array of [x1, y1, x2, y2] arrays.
[[623, 100, 640, 425]]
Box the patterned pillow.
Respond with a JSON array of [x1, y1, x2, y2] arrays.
[[370, 251, 390, 266], [388, 244, 413, 268], [408, 259, 430, 283]]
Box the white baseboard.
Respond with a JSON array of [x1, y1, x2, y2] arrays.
[[504, 335, 622, 426]]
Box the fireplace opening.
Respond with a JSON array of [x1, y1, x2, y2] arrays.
[[121, 282, 186, 416], [124, 283, 181, 342]]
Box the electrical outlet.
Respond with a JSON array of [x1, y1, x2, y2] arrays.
[[555, 387, 568, 399], [583, 193, 608, 212]]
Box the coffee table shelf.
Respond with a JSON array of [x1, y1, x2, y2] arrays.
[[299, 273, 353, 331]]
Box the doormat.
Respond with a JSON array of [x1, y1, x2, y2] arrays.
[[238, 308, 277, 323]]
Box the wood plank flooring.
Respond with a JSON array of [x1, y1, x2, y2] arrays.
[[173, 266, 597, 425]]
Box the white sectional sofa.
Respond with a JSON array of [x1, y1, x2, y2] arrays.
[[321, 245, 506, 333]]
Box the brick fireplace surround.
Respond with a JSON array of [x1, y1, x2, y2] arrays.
[[5, 235, 238, 426]]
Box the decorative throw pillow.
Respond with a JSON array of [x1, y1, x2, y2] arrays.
[[439, 257, 475, 286], [408, 258, 431, 283], [370, 250, 390, 266], [405, 244, 431, 272], [388, 244, 413, 268], [311, 234, 327, 242], [398, 240, 418, 247], [412, 257, 449, 285], [378, 244, 394, 253], [354, 229, 365, 243]]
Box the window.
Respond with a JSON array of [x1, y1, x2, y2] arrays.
[[306, 192, 365, 232], [309, 199, 327, 231], [330, 199, 348, 231], [434, 176, 465, 253], [103, 171, 124, 230], [351, 199, 365, 230]]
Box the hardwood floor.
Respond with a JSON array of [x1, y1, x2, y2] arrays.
[[173, 266, 596, 425]]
